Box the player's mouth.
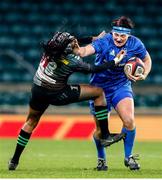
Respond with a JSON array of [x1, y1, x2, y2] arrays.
[[114, 40, 124, 46]]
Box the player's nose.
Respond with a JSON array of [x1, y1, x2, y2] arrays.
[[116, 37, 122, 42]]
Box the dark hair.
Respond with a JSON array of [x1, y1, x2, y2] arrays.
[[42, 32, 75, 59], [111, 16, 134, 29]]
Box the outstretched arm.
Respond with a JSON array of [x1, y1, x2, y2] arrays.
[[73, 50, 126, 73], [75, 31, 107, 57], [74, 44, 95, 58]]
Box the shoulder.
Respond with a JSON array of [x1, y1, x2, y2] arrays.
[[104, 33, 112, 40], [66, 54, 82, 61], [127, 35, 145, 47], [92, 33, 112, 49], [62, 54, 82, 66], [98, 33, 112, 43], [126, 35, 147, 59]]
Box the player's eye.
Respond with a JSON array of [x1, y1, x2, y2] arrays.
[[121, 35, 126, 38], [114, 33, 119, 37]]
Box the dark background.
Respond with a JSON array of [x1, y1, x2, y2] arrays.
[[0, 0, 161, 113]]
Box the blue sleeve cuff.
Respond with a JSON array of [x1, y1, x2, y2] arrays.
[[91, 40, 101, 53]]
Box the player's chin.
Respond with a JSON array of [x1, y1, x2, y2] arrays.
[[114, 41, 125, 47]]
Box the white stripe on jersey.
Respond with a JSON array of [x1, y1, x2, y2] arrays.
[[34, 61, 57, 85]]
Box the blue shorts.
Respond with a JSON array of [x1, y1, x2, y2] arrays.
[[89, 81, 133, 114]]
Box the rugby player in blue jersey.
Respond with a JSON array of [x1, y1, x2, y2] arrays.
[[76, 16, 152, 170], [8, 32, 126, 170]]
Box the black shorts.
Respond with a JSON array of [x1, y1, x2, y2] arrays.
[[29, 84, 81, 112]]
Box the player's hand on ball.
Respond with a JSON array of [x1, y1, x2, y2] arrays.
[[126, 73, 137, 82], [134, 74, 146, 81], [126, 73, 146, 82], [114, 50, 126, 64]]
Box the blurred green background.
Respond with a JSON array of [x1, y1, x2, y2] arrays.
[[0, 0, 161, 114]]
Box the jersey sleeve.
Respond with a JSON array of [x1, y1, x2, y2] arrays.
[[66, 54, 115, 73], [66, 54, 92, 72], [91, 37, 107, 53]]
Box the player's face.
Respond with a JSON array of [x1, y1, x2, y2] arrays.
[[112, 32, 129, 47]]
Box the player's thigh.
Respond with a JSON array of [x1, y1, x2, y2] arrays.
[[79, 84, 103, 101], [115, 97, 134, 122], [29, 84, 49, 112], [49, 85, 80, 105], [111, 83, 135, 125], [115, 97, 135, 129]]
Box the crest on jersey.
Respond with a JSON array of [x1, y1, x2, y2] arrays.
[[109, 49, 115, 56]]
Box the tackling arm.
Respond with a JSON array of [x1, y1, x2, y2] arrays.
[[73, 50, 126, 73]]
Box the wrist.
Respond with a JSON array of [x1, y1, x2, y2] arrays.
[[73, 47, 80, 56], [143, 73, 147, 79], [113, 57, 120, 64]]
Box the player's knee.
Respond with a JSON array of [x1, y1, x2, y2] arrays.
[[95, 87, 106, 105], [94, 86, 103, 94], [123, 116, 135, 130]]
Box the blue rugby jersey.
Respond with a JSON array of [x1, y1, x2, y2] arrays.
[[90, 33, 147, 89]]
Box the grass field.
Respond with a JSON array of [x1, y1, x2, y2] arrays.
[[0, 139, 162, 178]]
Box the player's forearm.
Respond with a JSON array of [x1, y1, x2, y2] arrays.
[[89, 61, 115, 73], [75, 50, 125, 73], [74, 44, 95, 58], [75, 47, 87, 57], [87, 50, 126, 72], [77, 60, 115, 74], [143, 53, 152, 78]]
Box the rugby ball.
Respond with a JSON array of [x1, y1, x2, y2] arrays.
[[124, 57, 145, 77]]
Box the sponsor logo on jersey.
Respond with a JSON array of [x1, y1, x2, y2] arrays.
[[61, 59, 69, 65]]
